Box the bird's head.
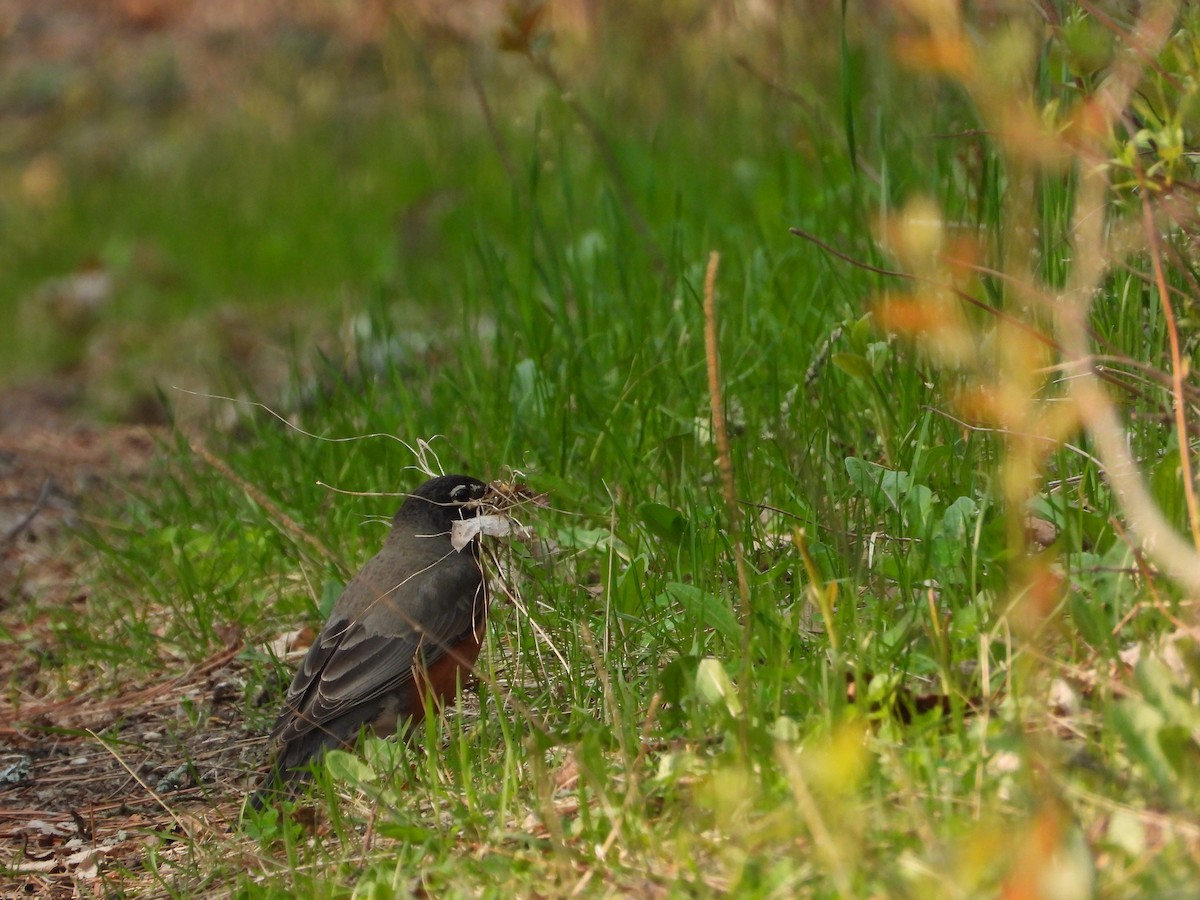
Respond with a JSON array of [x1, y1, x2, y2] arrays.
[[394, 474, 488, 533]]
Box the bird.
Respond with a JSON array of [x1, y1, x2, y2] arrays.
[[250, 474, 490, 807]]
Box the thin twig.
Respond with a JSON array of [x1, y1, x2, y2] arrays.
[[2, 478, 53, 544], [469, 61, 517, 183], [733, 55, 822, 117], [789, 226, 911, 279], [87, 729, 190, 834], [923, 406, 1106, 471], [189, 439, 340, 568], [1141, 194, 1200, 550], [790, 226, 1059, 349]]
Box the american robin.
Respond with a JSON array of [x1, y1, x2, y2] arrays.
[[250, 474, 490, 807]]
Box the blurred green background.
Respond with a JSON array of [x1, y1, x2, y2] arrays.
[[1, 1, 866, 420]]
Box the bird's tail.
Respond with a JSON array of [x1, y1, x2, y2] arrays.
[[246, 760, 299, 812], [244, 743, 320, 812], [245, 724, 356, 812]]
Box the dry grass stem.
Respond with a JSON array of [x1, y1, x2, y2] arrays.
[[702, 251, 751, 621], [190, 438, 340, 567]]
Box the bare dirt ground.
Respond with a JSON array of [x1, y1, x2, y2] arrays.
[[0, 384, 264, 897]]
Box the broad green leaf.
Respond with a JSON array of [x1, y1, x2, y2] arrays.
[[941, 495, 977, 541], [324, 749, 376, 786], [638, 502, 688, 543], [849, 313, 874, 349], [663, 582, 742, 642], [1109, 700, 1173, 791], [902, 483, 934, 531], [1134, 655, 1200, 731], [695, 657, 743, 716], [1150, 448, 1186, 531], [831, 352, 873, 380], [660, 654, 703, 710], [510, 357, 548, 418], [879, 468, 915, 509]]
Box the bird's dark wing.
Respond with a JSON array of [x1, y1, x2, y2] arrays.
[[271, 547, 484, 746]]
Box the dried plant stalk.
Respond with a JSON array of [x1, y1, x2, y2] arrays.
[[703, 251, 752, 622]]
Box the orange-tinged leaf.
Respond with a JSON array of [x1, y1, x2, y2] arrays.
[[879, 195, 944, 270], [954, 386, 1005, 427], [996, 101, 1072, 168], [893, 34, 976, 79], [1012, 561, 1065, 637], [1064, 95, 1114, 148], [941, 236, 982, 285], [875, 293, 961, 336]]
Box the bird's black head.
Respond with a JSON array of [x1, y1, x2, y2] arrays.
[[394, 474, 488, 531]]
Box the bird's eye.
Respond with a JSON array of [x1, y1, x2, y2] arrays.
[[450, 483, 470, 501]]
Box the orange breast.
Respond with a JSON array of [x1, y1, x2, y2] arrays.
[[403, 629, 486, 726]]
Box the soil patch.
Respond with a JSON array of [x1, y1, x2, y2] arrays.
[[0, 383, 261, 897]]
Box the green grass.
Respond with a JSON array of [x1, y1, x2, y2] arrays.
[[7, 3, 1200, 897]]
